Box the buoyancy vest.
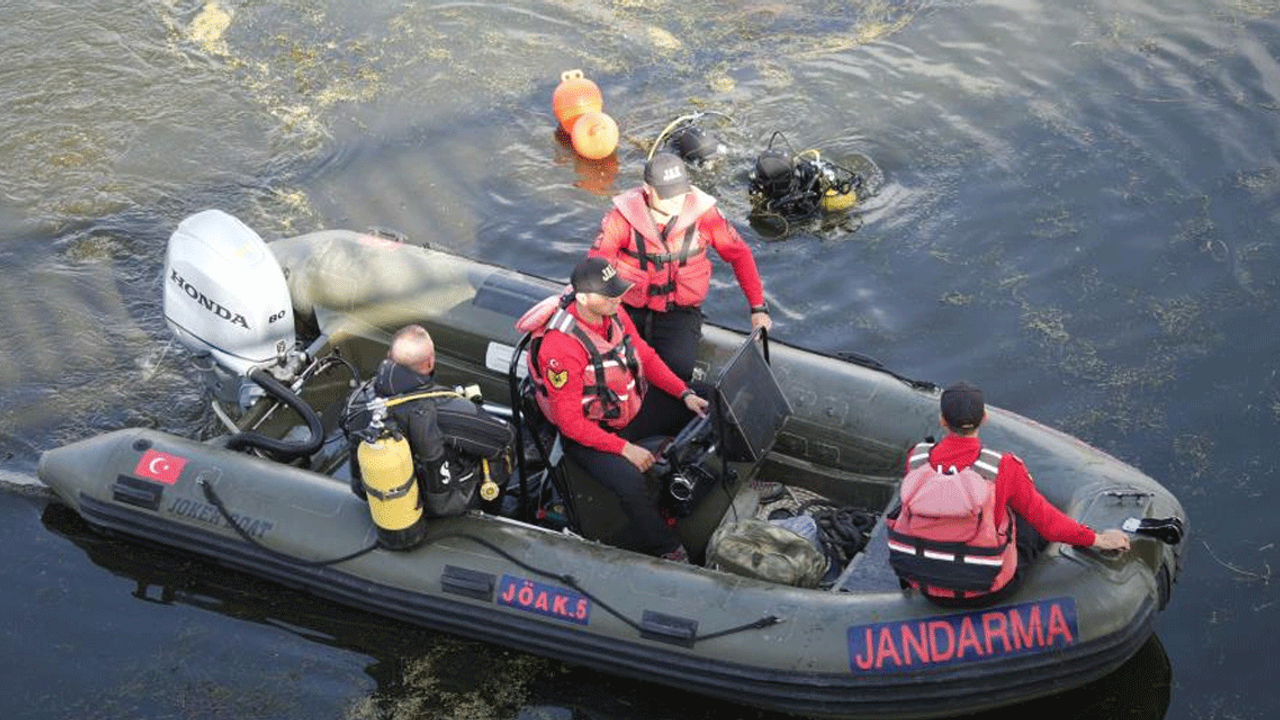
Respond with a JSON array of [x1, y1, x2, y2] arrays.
[[610, 187, 718, 311], [885, 441, 1018, 598], [529, 305, 646, 430]]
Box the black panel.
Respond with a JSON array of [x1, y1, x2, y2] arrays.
[[111, 475, 164, 511], [713, 336, 793, 462], [472, 271, 557, 318], [441, 564, 496, 601], [640, 610, 698, 647]]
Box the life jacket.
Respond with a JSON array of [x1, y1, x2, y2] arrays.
[[609, 187, 718, 311], [885, 441, 1018, 599], [527, 303, 646, 430]]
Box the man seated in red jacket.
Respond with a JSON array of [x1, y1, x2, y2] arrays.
[[528, 257, 709, 561], [888, 382, 1130, 607]]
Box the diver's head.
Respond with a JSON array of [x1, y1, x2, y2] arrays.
[[388, 324, 436, 376], [671, 125, 723, 164]]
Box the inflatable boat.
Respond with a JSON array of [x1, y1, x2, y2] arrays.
[[38, 210, 1186, 719]]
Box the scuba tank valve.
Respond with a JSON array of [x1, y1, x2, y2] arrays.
[[479, 457, 501, 502]]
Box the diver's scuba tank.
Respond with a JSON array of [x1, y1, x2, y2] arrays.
[[356, 430, 426, 550], [346, 392, 426, 551], [814, 153, 858, 213]]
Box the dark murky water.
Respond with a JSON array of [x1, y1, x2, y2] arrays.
[[2, 1, 1278, 718]]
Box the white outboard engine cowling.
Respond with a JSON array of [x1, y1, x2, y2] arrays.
[[163, 210, 297, 382]]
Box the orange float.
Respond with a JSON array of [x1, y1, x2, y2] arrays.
[[552, 69, 603, 133], [570, 111, 618, 160]]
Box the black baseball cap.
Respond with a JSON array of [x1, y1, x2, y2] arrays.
[[571, 256, 632, 298], [644, 152, 692, 200], [941, 382, 985, 430]]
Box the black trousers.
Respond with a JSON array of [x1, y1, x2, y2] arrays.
[[563, 436, 682, 557], [624, 305, 703, 439]]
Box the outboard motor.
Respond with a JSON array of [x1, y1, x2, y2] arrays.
[[163, 209, 299, 407], [164, 210, 325, 462]]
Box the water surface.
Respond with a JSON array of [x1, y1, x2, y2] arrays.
[[2, 1, 1277, 718]]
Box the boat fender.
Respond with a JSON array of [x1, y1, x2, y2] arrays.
[[357, 433, 427, 550]]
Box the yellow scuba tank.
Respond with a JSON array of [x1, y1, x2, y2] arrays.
[[820, 185, 857, 213], [357, 433, 426, 550], [803, 148, 858, 214]]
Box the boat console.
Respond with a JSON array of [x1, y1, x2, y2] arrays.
[[652, 329, 792, 519]]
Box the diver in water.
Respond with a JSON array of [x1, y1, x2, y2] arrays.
[[655, 114, 873, 231], [746, 131, 866, 223]]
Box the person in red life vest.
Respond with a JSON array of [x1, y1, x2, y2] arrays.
[[887, 382, 1130, 608], [588, 152, 771, 437], [529, 257, 710, 561]]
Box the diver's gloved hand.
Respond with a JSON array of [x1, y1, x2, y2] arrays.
[[1122, 517, 1185, 545]]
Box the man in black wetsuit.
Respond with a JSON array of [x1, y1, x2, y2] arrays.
[[351, 324, 514, 516]]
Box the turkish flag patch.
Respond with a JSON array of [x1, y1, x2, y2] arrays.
[[134, 449, 189, 485], [545, 358, 570, 389]]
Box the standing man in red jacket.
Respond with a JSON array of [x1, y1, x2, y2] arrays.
[[888, 382, 1130, 607], [589, 152, 771, 436], [528, 257, 710, 560]]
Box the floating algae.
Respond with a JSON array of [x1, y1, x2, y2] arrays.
[[186, 1, 233, 56]]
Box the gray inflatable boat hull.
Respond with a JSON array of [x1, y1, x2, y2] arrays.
[[38, 228, 1186, 719]]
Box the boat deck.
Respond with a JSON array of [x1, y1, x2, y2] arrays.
[[833, 515, 901, 592]]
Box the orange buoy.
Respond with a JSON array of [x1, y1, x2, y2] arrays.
[[570, 111, 618, 159], [552, 69, 603, 133]]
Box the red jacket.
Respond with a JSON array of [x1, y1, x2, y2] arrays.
[[591, 186, 766, 312], [534, 302, 688, 454], [918, 434, 1097, 547]]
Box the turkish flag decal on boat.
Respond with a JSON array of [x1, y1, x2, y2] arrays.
[[134, 449, 189, 485]]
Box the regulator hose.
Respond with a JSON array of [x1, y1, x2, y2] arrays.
[[225, 368, 325, 461]]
